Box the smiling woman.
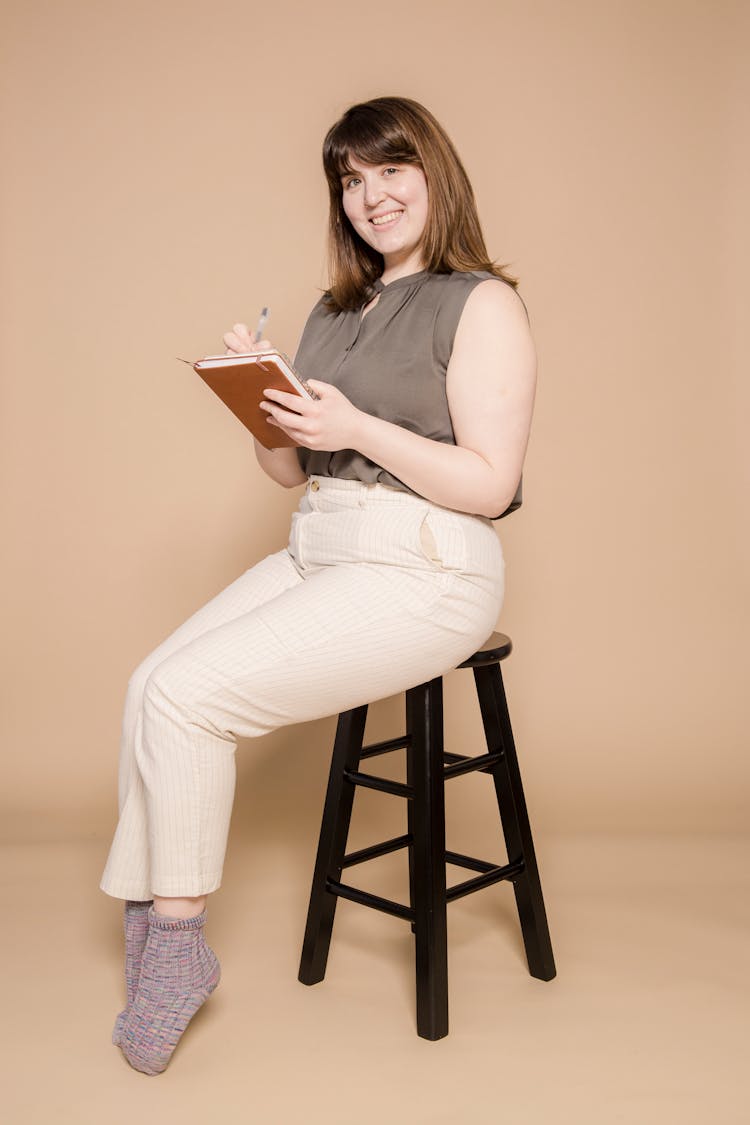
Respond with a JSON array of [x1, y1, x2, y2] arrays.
[[340, 160, 430, 284], [100, 94, 536, 1077], [320, 96, 518, 310]]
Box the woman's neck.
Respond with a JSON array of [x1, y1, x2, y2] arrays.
[[380, 253, 427, 287]]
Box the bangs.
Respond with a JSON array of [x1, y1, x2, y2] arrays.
[[323, 105, 421, 182]]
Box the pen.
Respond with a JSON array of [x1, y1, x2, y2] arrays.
[[254, 306, 269, 344]]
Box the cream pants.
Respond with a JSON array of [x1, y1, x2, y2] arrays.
[[100, 477, 504, 900]]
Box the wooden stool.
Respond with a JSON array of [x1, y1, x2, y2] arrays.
[[298, 631, 556, 1039]]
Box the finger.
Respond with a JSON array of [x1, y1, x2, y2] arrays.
[[265, 415, 301, 441], [223, 330, 250, 353], [232, 323, 255, 349], [262, 403, 309, 431], [262, 387, 311, 410]]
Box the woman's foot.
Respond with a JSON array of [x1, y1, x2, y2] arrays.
[[118, 907, 220, 1076], [112, 900, 152, 1046]]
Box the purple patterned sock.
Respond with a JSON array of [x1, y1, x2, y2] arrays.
[[112, 900, 152, 1046], [119, 907, 220, 1076]]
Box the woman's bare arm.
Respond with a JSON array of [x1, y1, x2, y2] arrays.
[[252, 440, 307, 487]]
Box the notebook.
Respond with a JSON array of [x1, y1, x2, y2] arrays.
[[180, 350, 317, 449]]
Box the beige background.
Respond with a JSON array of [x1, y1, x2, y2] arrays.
[[2, 0, 747, 838], [1, 1, 748, 1122]]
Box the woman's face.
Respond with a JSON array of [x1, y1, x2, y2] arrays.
[[340, 157, 429, 278]]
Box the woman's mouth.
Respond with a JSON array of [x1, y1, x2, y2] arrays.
[[369, 210, 404, 228]]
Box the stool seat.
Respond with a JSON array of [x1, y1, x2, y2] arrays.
[[458, 630, 512, 667], [298, 629, 555, 1040]]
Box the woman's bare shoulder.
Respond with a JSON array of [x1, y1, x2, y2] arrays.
[[456, 277, 531, 340]]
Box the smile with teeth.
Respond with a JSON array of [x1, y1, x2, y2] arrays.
[[370, 210, 404, 226]]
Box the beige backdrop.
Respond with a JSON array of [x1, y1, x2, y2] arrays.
[[1, 0, 747, 847]]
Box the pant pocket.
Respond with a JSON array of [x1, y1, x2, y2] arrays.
[[417, 511, 444, 568]]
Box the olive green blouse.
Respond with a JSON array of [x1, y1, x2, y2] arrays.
[[294, 269, 522, 517]]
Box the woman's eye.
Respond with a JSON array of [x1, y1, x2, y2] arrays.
[[383, 167, 398, 176], [344, 177, 361, 189]]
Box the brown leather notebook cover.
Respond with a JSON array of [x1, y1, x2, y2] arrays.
[[181, 350, 316, 450]]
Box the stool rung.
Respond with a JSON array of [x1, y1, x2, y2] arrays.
[[343, 834, 411, 868], [343, 769, 413, 799], [327, 879, 415, 922], [445, 849, 501, 874], [446, 858, 525, 903], [360, 735, 412, 759], [443, 751, 504, 779]]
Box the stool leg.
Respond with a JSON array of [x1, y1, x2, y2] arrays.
[[473, 664, 556, 982], [406, 679, 449, 1040], [298, 705, 368, 986]]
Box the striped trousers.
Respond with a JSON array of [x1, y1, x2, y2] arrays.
[[100, 476, 505, 900]]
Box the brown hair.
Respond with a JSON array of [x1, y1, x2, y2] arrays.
[[322, 96, 517, 311]]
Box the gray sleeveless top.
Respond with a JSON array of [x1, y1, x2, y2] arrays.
[[294, 269, 522, 517]]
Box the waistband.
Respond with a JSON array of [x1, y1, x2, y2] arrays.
[[303, 476, 496, 531], [306, 474, 433, 509]]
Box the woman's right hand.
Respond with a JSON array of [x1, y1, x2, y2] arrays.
[[219, 322, 307, 488], [222, 323, 272, 355]]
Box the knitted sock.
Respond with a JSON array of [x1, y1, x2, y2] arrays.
[[112, 900, 153, 1046], [119, 907, 220, 1076]]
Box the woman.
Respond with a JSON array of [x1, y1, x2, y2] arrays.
[[101, 96, 536, 1075]]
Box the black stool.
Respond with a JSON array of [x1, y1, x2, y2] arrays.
[[298, 631, 555, 1040]]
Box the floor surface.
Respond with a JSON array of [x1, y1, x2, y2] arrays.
[[2, 833, 748, 1125]]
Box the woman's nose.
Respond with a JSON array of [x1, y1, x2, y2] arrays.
[[364, 179, 385, 207]]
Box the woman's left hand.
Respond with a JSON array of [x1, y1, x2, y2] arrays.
[[260, 381, 363, 451]]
